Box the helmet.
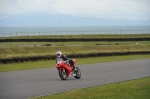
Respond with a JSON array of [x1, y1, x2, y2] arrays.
[[56, 51, 62, 57]]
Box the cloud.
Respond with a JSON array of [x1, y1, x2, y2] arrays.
[[0, 0, 150, 20], [50, 0, 150, 20], [0, 0, 19, 19]]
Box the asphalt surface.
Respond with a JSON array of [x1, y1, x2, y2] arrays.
[[0, 59, 150, 99]]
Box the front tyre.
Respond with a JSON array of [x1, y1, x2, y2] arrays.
[[58, 69, 67, 80], [74, 67, 81, 79]]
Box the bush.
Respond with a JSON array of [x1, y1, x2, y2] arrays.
[[115, 43, 119, 45], [44, 44, 52, 46], [96, 43, 105, 45]]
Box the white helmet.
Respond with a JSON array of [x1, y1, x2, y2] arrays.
[[56, 51, 62, 57]]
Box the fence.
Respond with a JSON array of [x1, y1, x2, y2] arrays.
[[0, 30, 150, 37]]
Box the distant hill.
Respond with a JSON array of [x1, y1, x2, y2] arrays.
[[0, 13, 150, 26]]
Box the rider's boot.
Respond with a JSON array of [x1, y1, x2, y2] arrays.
[[72, 65, 75, 73]]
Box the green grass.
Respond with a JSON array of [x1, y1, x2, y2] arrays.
[[1, 34, 150, 39], [0, 44, 150, 59], [31, 77, 150, 99], [0, 41, 150, 47], [0, 55, 150, 72]]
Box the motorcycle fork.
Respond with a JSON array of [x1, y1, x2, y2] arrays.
[[60, 68, 65, 72]]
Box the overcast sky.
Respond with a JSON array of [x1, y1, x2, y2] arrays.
[[1, 0, 150, 20]]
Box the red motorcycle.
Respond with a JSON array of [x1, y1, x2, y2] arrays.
[[56, 58, 81, 80]]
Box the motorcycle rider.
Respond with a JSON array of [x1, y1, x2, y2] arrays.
[[56, 51, 75, 70]]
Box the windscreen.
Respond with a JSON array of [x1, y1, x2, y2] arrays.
[[56, 58, 62, 64]]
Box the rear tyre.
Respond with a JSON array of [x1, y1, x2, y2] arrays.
[[59, 69, 67, 80], [74, 67, 81, 79]]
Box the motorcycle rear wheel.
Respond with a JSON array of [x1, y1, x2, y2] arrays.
[[59, 69, 67, 80], [74, 67, 81, 79]]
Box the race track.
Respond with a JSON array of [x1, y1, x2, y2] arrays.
[[0, 59, 150, 99]]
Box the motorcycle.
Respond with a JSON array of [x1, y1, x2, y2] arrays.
[[56, 58, 81, 80]]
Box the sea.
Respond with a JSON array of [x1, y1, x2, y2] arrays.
[[0, 25, 150, 37]]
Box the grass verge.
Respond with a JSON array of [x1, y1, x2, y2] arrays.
[[0, 41, 150, 47], [0, 44, 150, 59], [1, 34, 150, 39], [31, 77, 150, 99], [0, 55, 150, 72]]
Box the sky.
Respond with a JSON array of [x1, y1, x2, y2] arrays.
[[0, 0, 150, 26]]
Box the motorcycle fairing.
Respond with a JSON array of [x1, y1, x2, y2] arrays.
[[56, 61, 72, 77]]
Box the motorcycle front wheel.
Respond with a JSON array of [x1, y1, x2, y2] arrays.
[[58, 69, 67, 80]]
